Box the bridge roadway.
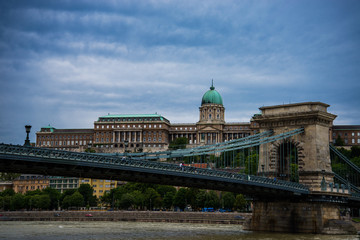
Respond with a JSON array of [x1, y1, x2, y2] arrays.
[[0, 143, 309, 199]]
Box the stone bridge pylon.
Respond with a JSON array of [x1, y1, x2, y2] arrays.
[[250, 102, 355, 234], [252, 102, 337, 191]]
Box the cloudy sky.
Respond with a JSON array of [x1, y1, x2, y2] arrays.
[[1, 0, 359, 145]]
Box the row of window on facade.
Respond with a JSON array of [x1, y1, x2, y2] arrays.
[[173, 127, 196, 131], [96, 131, 164, 137], [50, 179, 78, 184], [333, 138, 360, 144], [96, 124, 163, 129], [100, 117, 162, 122], [97, 144, 164, 148], [202, 114, 221, 120], [96, 137, 163, 143], [38, 135, 92, 140], [38, 140, 92, 147], [334, 132, 360, 137], [17, 185, 47, 190], [51, 184, 78, 189], [202, 108, 221, 113]]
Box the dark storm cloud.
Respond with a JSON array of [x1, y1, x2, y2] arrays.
[[1, 0, 360, 144]]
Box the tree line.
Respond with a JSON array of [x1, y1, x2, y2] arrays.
[[0, 182, 248, 212], [101, 182, 248, 211], [0, 184, 96, 211]]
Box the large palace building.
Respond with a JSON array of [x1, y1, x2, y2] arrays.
[[36, 83, 360, 152], [36, 83, 256, 153]]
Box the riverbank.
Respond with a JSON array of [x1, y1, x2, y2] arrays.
[[0, 211, 250, 224]]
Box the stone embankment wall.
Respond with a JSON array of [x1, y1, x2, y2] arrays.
[[0, 211, 250, 224]]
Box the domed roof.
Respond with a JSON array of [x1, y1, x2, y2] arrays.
[[201, 82, 223, 105]]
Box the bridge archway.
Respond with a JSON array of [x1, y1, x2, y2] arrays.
[[266, 139, 304, 182]]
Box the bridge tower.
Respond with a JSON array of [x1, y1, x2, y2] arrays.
[[250, 102, 355, 234], [253, 102, 337, 191]]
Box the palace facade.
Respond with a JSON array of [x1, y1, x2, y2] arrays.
[[36, 83, 256, 153], [36, 83, 360, 153]]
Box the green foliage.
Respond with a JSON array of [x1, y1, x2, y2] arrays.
[[0, 173, 21, 181], [290, 164, 299, 182], [205, 190, 220, 209], [234, 194, 247, 211], [169, 137, 188, 150], [130, 190, 145, 209], [144, 188, 161, 210], [85, 148, 96, 153], [350, 146, 360, 159], [185, 188, 200, 209], [335, 135, 345, 146], [62, 191, 84, 209], [156, 185, 176, 198], [195, 190, 207, 209], [31, 195, 51, 210], [119, 193, 135, 209], [221, 192, 235, 210], [42, 187, 61, 210], [163, 191, 175, 209], [0, 188, 15, 197], [78, 184, 97, 207], [173, 188, 187, 210], [12, 193, 26, 210]]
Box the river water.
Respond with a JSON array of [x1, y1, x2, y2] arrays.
[[0, 221, 358, 240]]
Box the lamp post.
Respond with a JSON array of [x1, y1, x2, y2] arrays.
[[24, 125, 32, 147], [124, 140, 129, 158]]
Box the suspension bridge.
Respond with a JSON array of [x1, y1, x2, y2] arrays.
[[0, 102, 359, 233]]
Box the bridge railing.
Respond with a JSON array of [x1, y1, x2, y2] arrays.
[[330, 145, 360, 198], [0, 143, 309, 194]]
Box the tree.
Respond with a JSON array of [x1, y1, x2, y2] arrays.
[[234, 194, 247, 212], [335, 136, 345, 146], [12, 193, 26, 210], [0, 173, 21, 181], [163, 191, 175, 210], [62, 191, 84, 209], [173, 188, 187, 210], [195, 190, 207, 209], [205, 191, 220, 209], [185, 188, 199, 210], [42, 187, 61, 210], [78, 184, 97, 207], [31, 194, 51, 210], [156, 185, 176, 198], [130, 190, 145, 210], [221, 192, 235, 210], [0, 188, 15, 197], [144, 188, 161, 210], [351, 146, 360, 159], [119, 193, 135, 209], [169, 137, 188, 150]]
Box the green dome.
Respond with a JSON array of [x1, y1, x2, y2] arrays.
[[201, 83, 223, 105]]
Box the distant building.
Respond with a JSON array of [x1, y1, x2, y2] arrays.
[[331, 125, 360, 147], [49, 176, 80, 193], [36, 83, 255, 153], [12, 174, 49, 194], [80, 178, 126, 199], [0, 181, 13, 192]]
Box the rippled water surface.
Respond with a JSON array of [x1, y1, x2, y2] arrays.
[[0, 221, 357, 240]]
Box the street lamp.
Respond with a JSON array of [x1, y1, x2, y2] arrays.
[[124, 140, 129, 157], [24, 125, 32, 147]]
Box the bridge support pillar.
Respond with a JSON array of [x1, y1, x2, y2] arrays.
[[249, 200, 356, 234]]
